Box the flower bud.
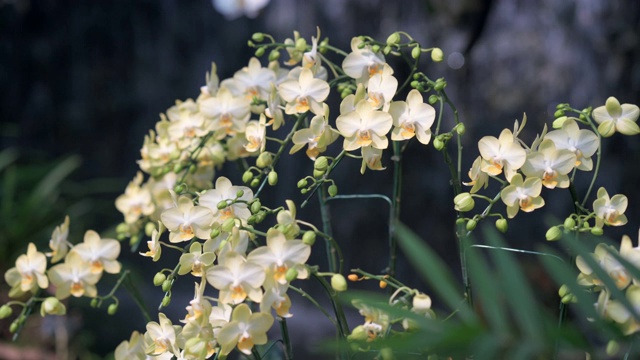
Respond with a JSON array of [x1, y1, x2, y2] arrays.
[[466, 219, 477, 231], [455, 123, 466, 135], [188, 164, 197, 173], [174, 184, 185, 193], [250, 178, 260, 188], [413, 293, 432, 311], [129, 234, 141, 247], [386, 32, 400, 45], [411, 46, 421, 59], [331, 274, 347, 292], [162, 279, 172, 292], [242, 170, 253, 184], [552, 116, 568, 129], [433, 137, 444, 151], [347, 325, 367, 341], [236, 190, 244, 198], [108, 303, 118, 315], [348, 274, 359, 281], [591, 226, 603, 236], [453, 192, 475, 212], [383, 45, 391, 55], [254, 47, 265, 57], [145, 222, 156, 237], [251, 32, 264, 42], [9, 321, 19, 333], [433, 79, 446, 91], [43, 299, 66, 319], [116, 222, 129, 235], [606, 340, 620, 356], [221, 218, 236, 233], [297, 178, 308, 189], [314, 156, 329, 171], [371, 44, 381, 53], [380, 348, 394, 360], [0, 305, 13, 319], [256, 152, 273, 168], [428, 95, 439, 105], [161, 295, 171, 308], [545, 226, 562, 241], [268, 49, 280, 62], [268, 171, 278, 186], [210, 227, 221, 239], [302, 231, 316, 246], [313, 169, 325, 178], [255, 212, 266, 224], [247, 215, 257, 225], [90, 298, 99, 308], [563, 217, 576, 231], [217, 200, 229, 210], [558, 284, 570, 298], [561, 294, 576, 304], [431, 47, 444, 62], [250, 200, 262, 214], [410, 80, 420, 88], [553, 109, 565, 118], [328, 184, 338, 197], [153, 272, 167, 286], [379, 280, 388, 289], [295, 38, 307, 52], [285, 268, 299, 282], [495, 218, 508, 233]]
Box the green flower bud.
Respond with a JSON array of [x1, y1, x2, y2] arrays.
[[453, 192, 475, 212], [0, 305, 13, 319], [90, 298, 99, 308], [295, 38, 307, 52], [546, 226, 562, 241], [242, 170, 254, 184], [433, 137, 445, 151], [411, 46, 421, 59], [331, 274, 347, 292], [357, 42, 366, 49], [189, 164, 197, 173], [410, 80, 420, 88], [455, 123, 466, 135], [247, 215, 257, 225], [162, 279, 172, 292], [591, 226, 603, 236], [433, 79, 446, 91], [221, 218, 236, 233], [606, 340, 620, 356], [145, 222, 156, 237], [268, 171, 278, 186], [380, 348, 394, 360], [300, 189, 308, 194], [563, 217, 576, 231], [247, 40, 255, 47], [495, 218, 508, 233], [250, 200, 262, 214], [386, 32, 400, 45], [314, 156, 329, 171], [554, 109, 565, 118], [285, 268, 299, 282], [236, 190, 244, 198], [268, 49, 280, 62], [297, 178, 308, 189], [256, 152, 273, 168], [153, 272, 167, 286], [466, 219, 477, 231], [456, 218, 466, 225], [251, 32, 264, 42], [371, 44, 381, 53], [116, 222, 129, 235], [552, 116, 568, 129], [250, 178, 261, 188], [347, 325, 367, 342], [383, 45, 391, 55], [319, 38, 329, 53], [302, 231, 316, 246], [428, 95, 439, 105], [255, 212, 266, 224], [108, 303, 118, 315], [210, 227, 221, 239], [558, 284, 570, 298], [129, 234, 140, 247], [9, 321, 19, 333], [161, 295, 171, 308], [173, 162, 184, 173], [328, 184, 338, 197], [313, 169, 325, 178], [217, 200, 229, 210], [431, 47, 444, 62], [561, 294, 576, 304]]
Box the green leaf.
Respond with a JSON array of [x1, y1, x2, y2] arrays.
[[395, 221, 476, 323]]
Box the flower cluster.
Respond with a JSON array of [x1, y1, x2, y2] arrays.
[[1, 216, 121, 331]]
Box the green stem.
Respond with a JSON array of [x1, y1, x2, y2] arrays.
[[389, 141, 402, 277], [289, 285, 338, 327], [579, 112, 602, 208], [318, 183, 337, 274], [301, 150, 347, 208], [279, 317, 294, 360]]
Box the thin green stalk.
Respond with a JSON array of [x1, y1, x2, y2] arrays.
[[301, 149, 347, 208], [318, 184, 337, 273], [579, 112, 602, 208], [289, 285, 338, 327], [313, 274, 350, 360], [389, 141, 402, 277], [279, 317, 294, 360]]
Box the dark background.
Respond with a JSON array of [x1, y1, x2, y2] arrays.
[[1, 0, 640, 358]]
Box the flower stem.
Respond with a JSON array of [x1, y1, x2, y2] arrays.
[[279, 317, 294, 360]]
